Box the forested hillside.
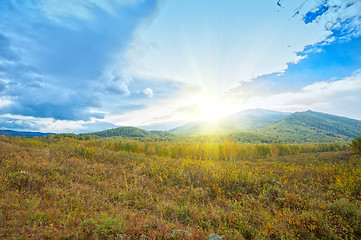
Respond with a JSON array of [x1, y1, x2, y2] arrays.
[[254, 110, 361, 143], [172, 110, 361, 143], [77, 126, 176, 140]]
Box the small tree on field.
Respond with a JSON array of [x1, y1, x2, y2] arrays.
[[350, 135, 361, 155]]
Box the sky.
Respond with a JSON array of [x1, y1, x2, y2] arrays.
[[0, 0, 361, 133]]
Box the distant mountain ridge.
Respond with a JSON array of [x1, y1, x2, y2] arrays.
[[58, 110, 361, 143], [171, 109, 291, 135], [2, 109, 361, 143], [0, 130, 53, 138]]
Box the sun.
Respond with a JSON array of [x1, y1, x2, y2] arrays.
[[197, 96, 235, 121]]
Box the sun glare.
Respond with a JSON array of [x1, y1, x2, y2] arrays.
[[197, 97, 235, 121]]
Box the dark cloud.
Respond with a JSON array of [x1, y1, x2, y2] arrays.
[[1, 86, 103, 120], [0, 59, 103, 120], [0, 62, 41, 89], [0, 0, 159, 124]]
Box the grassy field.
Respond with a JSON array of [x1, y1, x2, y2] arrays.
[[1, 136, 361, 239]]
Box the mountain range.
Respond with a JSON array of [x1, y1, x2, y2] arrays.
[[171, 109, 361, 142], [171, 109, 291, 134], [1, 109, 361, 143]]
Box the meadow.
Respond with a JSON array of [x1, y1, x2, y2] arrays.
[[0, 136, 360, 239]]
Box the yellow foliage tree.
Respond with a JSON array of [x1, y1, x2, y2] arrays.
[[223, 138, 238, 161]]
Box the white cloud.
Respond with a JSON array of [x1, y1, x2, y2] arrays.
[[234, 70, 361, 119], [142, 88, 154, 98], [0, 114, 117, 133]]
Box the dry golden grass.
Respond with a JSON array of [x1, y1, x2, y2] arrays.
[[0, 136, 360, 239]]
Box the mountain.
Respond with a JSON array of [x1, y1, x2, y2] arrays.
[[77, 126, 176, 139], [5, 110, 359, 144], [171, 109, 291, 135], [0, 130, 53, 138], [171, 109, 361, 143], [249, 110, 361, 143]]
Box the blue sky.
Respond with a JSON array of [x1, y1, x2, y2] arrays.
[[0, 0, 361, 133]]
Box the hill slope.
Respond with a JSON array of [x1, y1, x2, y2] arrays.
[[251, 110, 361, 143], [49, 110, 361, 143], [78, 126, 176, 139], [172, 109, 290, 135]]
